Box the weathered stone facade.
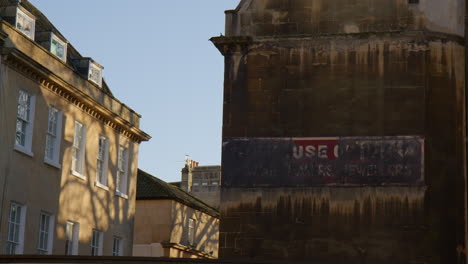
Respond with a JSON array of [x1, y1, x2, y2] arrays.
[[181, 159, 221, 209], [0, 0, 150, 256], [212, 0, 467, 263], [134, 170, 219, 259]]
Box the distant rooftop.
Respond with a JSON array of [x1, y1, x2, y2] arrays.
[[137, 169, 219, 218]]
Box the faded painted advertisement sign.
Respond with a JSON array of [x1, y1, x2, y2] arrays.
[[222, 136, 424, 187]]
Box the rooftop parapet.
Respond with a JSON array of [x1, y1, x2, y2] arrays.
[[225, 0, 465, 38]]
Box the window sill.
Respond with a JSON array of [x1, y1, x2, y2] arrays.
[[115, 191, 128, 199], [44, 158, 61, 169], [95, 181, 109, 191], [14, 145, 34, 157], [71, 170, 86, 181]]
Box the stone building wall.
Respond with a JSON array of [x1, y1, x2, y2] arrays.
[[181, 166, 221, 209], [0, 2, 149, 256], [212, 0, 466, 263], [133, 200, 219, 259]]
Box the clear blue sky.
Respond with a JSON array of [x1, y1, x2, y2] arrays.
[[29, 0, 240, 182]]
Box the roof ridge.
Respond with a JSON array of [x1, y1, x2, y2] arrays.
[[136, 169, 219, 217]]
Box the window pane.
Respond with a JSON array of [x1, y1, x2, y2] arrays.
[[16, 91, 31, 147], [7, 204, 23, 254], [17, 91, 30, 121], [45, 135, 54, 160], [65, 222, 74, 255], [91, 230, 101, 256], [97, 137, 107, 185], [16, 11, 34, 38], [117, 146, 128, 193], [113, 237, 121, 256], [47, 108, 58, 135], [88, 63, 102, 85], [15, 120, 27, 146], [38, 214, 50, 252], [8, 222, 15, 241], [72, 122, 85, 173], [51, 39, 65, 59], [73, 123, 82, 147]]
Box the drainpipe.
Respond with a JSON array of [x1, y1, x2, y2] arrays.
[[465, 2, 468, 263], [0, 31, 10, 245]]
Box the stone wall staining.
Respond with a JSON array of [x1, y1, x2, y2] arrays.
[[226, 0, 465, 37], [214, 0, 466, 263], [221, 186, 425, 261]]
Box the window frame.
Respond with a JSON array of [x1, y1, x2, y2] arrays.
[[96, 136, 109, 189], [91, 229, 103, 256], [14, 90, 35, 157], [65, 221, 79, 256], [15, 7, 35, 40], [6, 203, 26, 255], [116, 145, 129, 197], [88, 61, 103, 87], [71, 121, 86, 179], [44, 106, 62, 168], [37, 212, 54, 255], [112, 236, 122, 256], [50, 32, 67, 62]]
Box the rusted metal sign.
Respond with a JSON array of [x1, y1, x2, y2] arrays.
[[222, 136, 424, 186]]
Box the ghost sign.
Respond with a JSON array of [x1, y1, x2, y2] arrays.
[[222, 136, 424, 187]]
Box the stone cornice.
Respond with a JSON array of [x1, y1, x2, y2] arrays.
[[250, 30, 466, 44], [211, 30, 465, 56], [210, 36, 252, 56], [2, 48, 151, 143]]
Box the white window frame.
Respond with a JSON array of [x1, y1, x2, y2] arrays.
[[65, 221, 79, 255], [50, 32, 67, 62], [71, 121, 86, 179], [37, 212, 54, 255], [6, 203, 26, 255], [15, 7, 35, 40], [116, 146, 128, 197], [112, 236, 122, 256], [88, 61, 102, 87], [91, 229, 103, 256], [14, 90, 35, 157], [44, 106, 62, 168], [188, 218, 196, 246], [95, 136, 109, 190]]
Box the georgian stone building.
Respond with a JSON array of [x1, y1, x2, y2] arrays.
[[134, 170, 219, 259], [181, 157, 221, 209], [0, 0, 150, 256], [212, 0, 467, 263]]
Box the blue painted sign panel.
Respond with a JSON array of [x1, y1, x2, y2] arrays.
[[222, 136, 424, 187]]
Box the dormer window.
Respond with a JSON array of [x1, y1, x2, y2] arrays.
[[88, 62, 103, 87], [71, 58, 104, 88], [36, 32, 68, 62], [16, 8, 35, 39], [50, 33, 67, 61]]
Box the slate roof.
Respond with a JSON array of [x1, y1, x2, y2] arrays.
[[0, 0, 113, 95], [137, 169, 220, 218], [170, 181, 181, 188]]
